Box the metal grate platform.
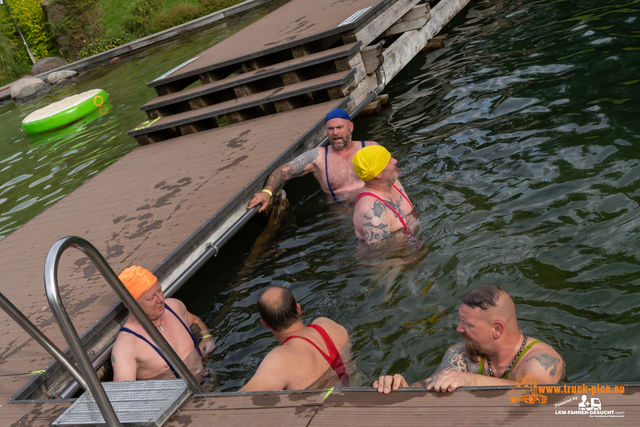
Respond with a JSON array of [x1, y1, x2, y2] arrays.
[[53, 379, 191, 426]]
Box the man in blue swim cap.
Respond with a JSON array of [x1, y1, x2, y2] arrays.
[[248, 108, 381, 211]]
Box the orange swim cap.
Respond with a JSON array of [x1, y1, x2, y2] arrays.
[[118, 265, 157, 300]]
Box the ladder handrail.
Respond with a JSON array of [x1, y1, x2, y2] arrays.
[[44, 236, 204, 427], [0, 292, 89, 392]]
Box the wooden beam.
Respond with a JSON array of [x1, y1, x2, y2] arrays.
[[382, 0, 471, 84], [361, 41, 385, 75], [188, 97, 208, 110], [421, 34, 449, 53], [291, 45, 312, 58], [384, 3, 431, 36], [344, 0, 421, 47], [334, 53, 366, 89]]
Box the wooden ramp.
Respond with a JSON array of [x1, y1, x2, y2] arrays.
[[127, 0, 426, 145]]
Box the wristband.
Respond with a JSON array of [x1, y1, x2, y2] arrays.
[[202, 334, 212, 339], [261, 189, 273, 197]]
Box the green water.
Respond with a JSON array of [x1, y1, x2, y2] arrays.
[[1, 0, 639, 393], [176, 0, 640, 391]]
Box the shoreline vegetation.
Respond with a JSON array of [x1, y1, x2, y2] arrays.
[[0, 0, 246, 86]]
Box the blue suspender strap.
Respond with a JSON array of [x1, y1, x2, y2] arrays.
[[361, 140, 365, 148], [324, 146, 338, 202], [119, 327, 180, 378], [164, 303, 203, 358]]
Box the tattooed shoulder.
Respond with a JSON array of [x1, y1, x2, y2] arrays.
[[526, 353, 562, 377]]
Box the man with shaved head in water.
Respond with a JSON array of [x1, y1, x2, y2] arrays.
[[374, 285, 565, 393], [240, 285, 351, 391], [111, 266, 215, 382]]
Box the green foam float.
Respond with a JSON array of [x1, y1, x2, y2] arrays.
[[22, 89, 109, 134]]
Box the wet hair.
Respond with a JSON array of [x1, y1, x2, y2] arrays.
[[257, 285, 300, 332], [462, 285, 504, 310]]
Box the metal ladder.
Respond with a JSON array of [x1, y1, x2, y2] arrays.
[[0, 236, 205, 426]]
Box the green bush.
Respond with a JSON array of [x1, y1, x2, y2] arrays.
[[123, 0, 164, 37], [0, 20, 30, 85], [78, 35, 132, 58], [145, 3, 200, 34], [48, 0, 104, 59], [0, 0, 58, 65], [198, 0, 240, 15]]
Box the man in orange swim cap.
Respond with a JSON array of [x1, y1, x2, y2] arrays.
[[111, 266, 215, 382]]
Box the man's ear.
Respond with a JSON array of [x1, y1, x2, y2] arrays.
[[349, 121, 354, 133], [493, 321, 504, 339], [259, 317, 270, 329], [296, 303, 302, 317]]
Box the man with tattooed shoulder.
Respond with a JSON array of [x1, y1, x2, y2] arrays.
[[374, 285, 565, 393], [352, 146, 414, 245], [248, 108, 378, 211]]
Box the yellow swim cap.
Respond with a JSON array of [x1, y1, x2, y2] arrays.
[[118, 266, 157, 300], [352, 145, 391, 181]]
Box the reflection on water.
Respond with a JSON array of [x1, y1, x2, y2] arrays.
[[177, 0, 640, 391]]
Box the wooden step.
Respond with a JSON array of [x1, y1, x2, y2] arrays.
[[140, 42, 362, 117], [128, 69, 357, 144], [148, 0, 395, 94]]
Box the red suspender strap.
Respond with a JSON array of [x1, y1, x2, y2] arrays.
[[355, 192, 407, 227], [393, 184, 413, 210]]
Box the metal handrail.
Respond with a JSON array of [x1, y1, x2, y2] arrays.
[[44, 236, 204, 427], [0, 292, 89, 391]]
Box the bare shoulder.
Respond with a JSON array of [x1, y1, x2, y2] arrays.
[[364, 140, 379, 147], [521, 339, 565, 381], [313, 317, 348, 334], [165, 298, 188, 317], [113, 326, 141, 356]]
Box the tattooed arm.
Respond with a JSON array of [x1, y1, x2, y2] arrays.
[[248, 149, 320, 212], [373, 342, 478, 393], [416, 342, 480, 386], [354, 198, 399, 245]]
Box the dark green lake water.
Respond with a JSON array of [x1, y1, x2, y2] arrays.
[[1, 0, 639, 393], [177, 0, 640, 391]]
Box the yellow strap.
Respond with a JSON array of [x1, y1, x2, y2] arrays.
[[322, 387, 334, 400]]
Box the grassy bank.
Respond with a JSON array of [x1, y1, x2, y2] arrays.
[[0, 0, 246, 86]]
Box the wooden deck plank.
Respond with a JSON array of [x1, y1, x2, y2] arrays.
[[0, 401, 69, 426], [129, 70, 355, 138], [166, 407, 319, 427], [149, 0, 392, 89], [141, 42, 362, 112], [184, 392, 325, 409]]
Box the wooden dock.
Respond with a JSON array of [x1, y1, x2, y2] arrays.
[[8, 0, 629, 425]]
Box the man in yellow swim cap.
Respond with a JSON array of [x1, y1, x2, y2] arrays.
[[111, 265, 215, 382], [374, 285, 565, 393], [352, 145, 414, 244]]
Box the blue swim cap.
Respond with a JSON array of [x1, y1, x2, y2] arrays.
[[325, 108, 351, 123]]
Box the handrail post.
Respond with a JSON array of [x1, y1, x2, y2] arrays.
[[0, 292, 89, 392], [44, 236, 205, 426]]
